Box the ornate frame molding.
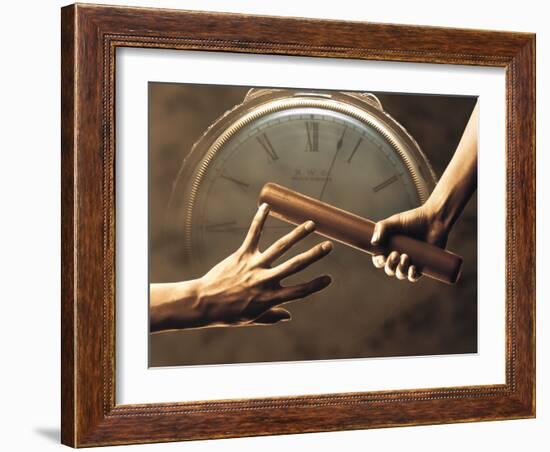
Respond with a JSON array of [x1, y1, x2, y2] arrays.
[[61, 4, 535, 447]]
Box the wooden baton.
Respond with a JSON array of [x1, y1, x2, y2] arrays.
[[259, 183, 463, 284]]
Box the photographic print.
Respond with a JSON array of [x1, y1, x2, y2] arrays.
[[148, 84, 478, 367]]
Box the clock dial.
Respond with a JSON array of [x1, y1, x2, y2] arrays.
[[186, 106, 429, 275], [172, 92, 437, 345]]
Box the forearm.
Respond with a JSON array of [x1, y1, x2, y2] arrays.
[[425, 102, 478, 231], [149, 279, 205, 332]]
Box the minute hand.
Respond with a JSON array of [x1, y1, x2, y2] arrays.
[[318, 133, 345, 200]]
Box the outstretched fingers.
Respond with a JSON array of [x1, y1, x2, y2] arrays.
[[268, 241, 333, 280], [260, 220, 316, 265], [253, 307, 292, 325], [241, 203, 270, 252], [259, 275, 332, 310]]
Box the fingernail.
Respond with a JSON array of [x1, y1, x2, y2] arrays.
[[371, 231, 379, 244], [304, 220, 315, 232], [260, 202, 269, 211], [321, 241, 333, 252]]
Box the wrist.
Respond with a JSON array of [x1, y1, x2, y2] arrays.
[[150, 278, 205, 332], [423, 191, 454, 233], [419, 195, 453, 248]]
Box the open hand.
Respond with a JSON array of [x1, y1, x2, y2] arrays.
[[198, 203, 333, 326], [150, 203, 333, 332]]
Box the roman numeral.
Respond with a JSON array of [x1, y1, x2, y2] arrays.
[[257, 133, 279, 161], [220, 174, 249, 192], [346, 138, 362, 163], [373, 174, 399, 192], [336, 126, 347, 151], [204, 221, 237, 232], [305, 122, 319, 152]]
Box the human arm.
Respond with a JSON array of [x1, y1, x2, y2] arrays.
[[150, 203, 332, 332], [370, 102, 479, 282]]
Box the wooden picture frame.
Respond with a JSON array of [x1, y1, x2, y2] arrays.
[[61, 3, 535, 447]]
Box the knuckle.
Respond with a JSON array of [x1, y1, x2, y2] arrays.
[[281, 237, 294, 250], [271, 242, 285, 256], [264, 268, 278, 281], [291, 257, 306, 270], [409, 270, 421, 282], [284, 229, 296, 242]]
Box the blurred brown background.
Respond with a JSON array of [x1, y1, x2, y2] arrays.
[[148, 82, 477, 367]]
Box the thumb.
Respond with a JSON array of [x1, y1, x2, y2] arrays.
[[371, 214, 402, 246], [254, 307, 292, 325]]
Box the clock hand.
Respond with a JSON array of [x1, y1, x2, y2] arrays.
[[346, 137, 362, 163], [372, 174, 399, 193], [336, 126, 347, 151], [256, 133, 279, 161], [319, 127, 346, 201]]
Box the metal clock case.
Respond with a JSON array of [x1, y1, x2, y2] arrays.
[[172, 88, 437, 279]]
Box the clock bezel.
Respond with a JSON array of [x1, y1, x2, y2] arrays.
[[171, 88, 438, 260]]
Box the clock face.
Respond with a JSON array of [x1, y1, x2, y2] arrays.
[[182, 102, 434, 275], [160, 91, 443, 361], [176, 95, 436, 335]]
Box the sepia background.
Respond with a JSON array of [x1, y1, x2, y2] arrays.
[[148, 82, 477, 367]]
